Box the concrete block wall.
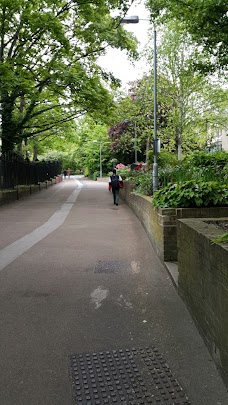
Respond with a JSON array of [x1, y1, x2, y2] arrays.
[[177, 218, 228, 381]]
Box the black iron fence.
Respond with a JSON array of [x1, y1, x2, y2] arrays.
[[0, 152, 62, 190]]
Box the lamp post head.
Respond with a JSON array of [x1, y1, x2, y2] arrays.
[[120, 15, 139, 24]]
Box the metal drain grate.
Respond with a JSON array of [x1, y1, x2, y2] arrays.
[[69, 346, 191, 404], [94, 260, 130, 274]]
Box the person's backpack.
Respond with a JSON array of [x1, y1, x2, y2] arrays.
[[111, 175, 120, 190]]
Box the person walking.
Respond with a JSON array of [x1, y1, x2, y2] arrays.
[[63, 169, 67, 179], [108, 169, 123, 206], [67, 168, 71, 178]]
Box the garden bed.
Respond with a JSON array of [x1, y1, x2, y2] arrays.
[[209, 221, 228, 233], [120, 181, 228, 261]]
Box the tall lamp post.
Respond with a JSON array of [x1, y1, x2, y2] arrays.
[[121, 15, 158, 191], [129, 90, 138, 164], [134, 121, 138, 164], [99, 142, 102, 178], [93, 140, 102, 178]]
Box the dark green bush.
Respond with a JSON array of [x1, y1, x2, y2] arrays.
[[157, 151, 179, 168], [159, 151, 228, 187], [152, 181, 228, 208], [188, 150, 228, 168]]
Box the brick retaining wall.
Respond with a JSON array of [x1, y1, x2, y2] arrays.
[[177, 218, 228, 381], [120, 181, 228, 261]]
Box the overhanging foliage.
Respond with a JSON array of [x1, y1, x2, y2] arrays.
[[0, 0, 137, 152], [146, 0, 228, 71]]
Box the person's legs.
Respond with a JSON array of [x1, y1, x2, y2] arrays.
[[112, 190, 116, 204], [115, 189, 119, 205]]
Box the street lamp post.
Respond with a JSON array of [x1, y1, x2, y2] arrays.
[[121, 15, 159, 191], [134, 121, 138, 164], [152, 26, 158, 191], [99, 142, 102, 178], [129, 90, 138, 164], [93, 140, 102, 178]]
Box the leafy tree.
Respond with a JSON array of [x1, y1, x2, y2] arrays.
[[108, 95, 140, 164], [28, 116, 113, 174], [0, 0, 137, 152], [64, 118, 113, 176], [107, 76, 173, 165], [109, 19, 228, 164], [146, 0, 228, 71], [28, 119, 80, 168], [144, 21, 228, 158]]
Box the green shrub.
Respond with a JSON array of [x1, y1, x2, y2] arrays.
[[152, 181, 228, 208], [159, 165, 183, 187], [128, 171, 153, 196], [188, 150, 228, 168], [222, 163, 228, 184], [92, 171, 100, 180], [159, 151, 228, 187], [157, 151, 179, 168], [117, 168, 131, 180]]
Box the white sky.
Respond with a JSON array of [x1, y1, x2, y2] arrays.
[[98, 2, 151, 90]]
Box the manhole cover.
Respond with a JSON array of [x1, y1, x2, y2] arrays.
[[94, 260, 130, 274], [69, 346, 191, 404]]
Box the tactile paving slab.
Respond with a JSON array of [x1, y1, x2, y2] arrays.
[[69, 346, 191, 404]]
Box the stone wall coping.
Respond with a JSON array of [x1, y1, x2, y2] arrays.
[[176, 207, 228, 218], [178, 217, 228, 251], [156, 207, 228, 216], [131, 192, 152, 204]]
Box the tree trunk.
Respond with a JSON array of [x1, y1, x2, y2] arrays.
[[17, 142, 23, 158], [33, 144, 38, 161], [1, 96, 16, 153], [177, 135, 181, 160]]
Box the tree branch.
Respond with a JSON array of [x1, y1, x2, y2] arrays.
[[7, 25, 22, 58], [11, 1, 75, 59], [23, 111, 86, 136], [17, 77, 51, 129], [0, 7, 5, 60], [31, 104, 62, 118]]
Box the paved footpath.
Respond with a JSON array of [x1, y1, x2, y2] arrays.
[[0, 176, 227, 405]]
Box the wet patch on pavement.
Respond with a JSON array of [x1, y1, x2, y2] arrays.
[[69, 346, 191, 404]]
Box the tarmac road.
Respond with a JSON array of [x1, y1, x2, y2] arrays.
[[0, 176, 227, 405]]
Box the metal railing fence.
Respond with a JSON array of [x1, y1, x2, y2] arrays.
[[0, 152, 62, 190]]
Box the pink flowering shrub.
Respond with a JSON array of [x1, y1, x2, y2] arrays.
[[116, 163, 129, 169]]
